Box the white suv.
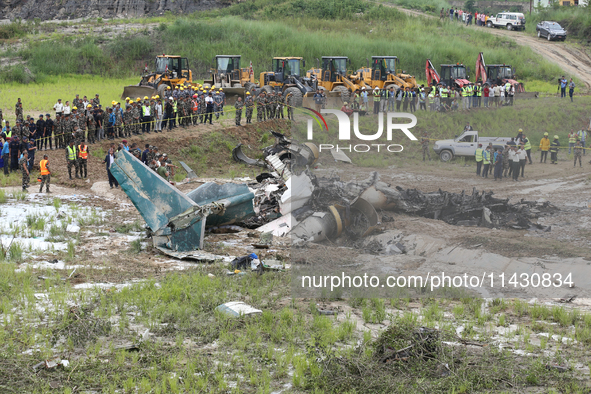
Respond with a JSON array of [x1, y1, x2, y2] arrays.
[[487, 12, 526, 31]]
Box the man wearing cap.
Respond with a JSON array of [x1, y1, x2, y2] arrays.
[[91, 94, 100, 108], [234, 96, 244, 126], [66, 140, 79, 179], [43, 114, 53, 150], [38, 154, 51, 193], [121, 104, 131, 138], [53, 99, 64, 117], [54, 114, 63, 149], [15, 99, 23, 122], [19, 150, 29, 191], [132, 99, 141, 135], [539, 132, 550, 163], [550, 135, 560, 164], [212, 90, 222, 120], [285, 92, 294, 121], [96, 106, 105, 141], [165, 98, 174, 131], [244, 92, 254, 124], [256, 91, 267, 122], [84, 107, 95, 144], [521, 133, 532, 165], [35, 115, 45, 151], [73, 94, 82, 110], [1, 137, 9, 176]]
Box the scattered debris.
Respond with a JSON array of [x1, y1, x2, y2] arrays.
[[558, 295, 577, 303], [546, 364, 569, 372], [33, 357, 69, 371], [216, 301, 262, 317], [330, 148, 352, 163], [179, 161, 198, 179]]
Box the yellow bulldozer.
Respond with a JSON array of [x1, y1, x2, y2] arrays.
[[306, 56, 359, 103], [202, 55, 257, 96], [258, 57, 315, 107], [349, 56, 418, 91], [121, 55, 193, 100]]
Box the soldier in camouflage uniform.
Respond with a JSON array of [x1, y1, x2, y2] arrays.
[[114, 104, 123, 138], [15, 99, 23, 122], [54, 115, 62, 149], [87, 108, 96, 144], [150, 98, 156, 132], [256, 92, 266, 122], [214, 91, 223, 120], [245, 92, 254, 124], [19, 150, 30, 191], [132, 101, 141, 135], [421, 132, 431, 161], [277, 94, 285, 119], [63, 114, 73, 147], [124, 105, 133, 137], [286, 93, 294, 120], [78, 110, 87, 143], [574, 141, 583, 167], [72, 95, 82, 110], [502, 145, 511, 178], [234, 96, 244, 126], [92, 94, 100, 108], [267, 91, 275, 119]]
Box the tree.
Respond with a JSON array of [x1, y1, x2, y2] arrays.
[[465, 0, 476, 13]]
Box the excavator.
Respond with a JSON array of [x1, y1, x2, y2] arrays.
[[258, 57, 316, 107], [306, 56, 358, 102], [202, 55, 257, 97], [354, 56, 418, 90], [474, 52, 540, 99], [122, 55, 193, 99], [425, 59, 471, 89]]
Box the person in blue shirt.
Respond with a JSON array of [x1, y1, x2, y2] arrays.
[[107, 108, 116, 140], [1, 137, 9, 176], [559, 76, 567, 98]]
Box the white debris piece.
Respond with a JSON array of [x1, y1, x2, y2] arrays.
[[216, 301, 262, 317]]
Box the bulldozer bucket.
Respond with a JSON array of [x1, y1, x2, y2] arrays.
[[122, 85, 157, 100]]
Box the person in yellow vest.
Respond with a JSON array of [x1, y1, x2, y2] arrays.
[[373, 87, 381, 115], [475, 143, 484, 176], [481, 146, 491, 178], [522, 133, 533, 164], [78, 140, 89, 179], [66, 140, 79, 179], [39, 154, 51, 193], [568, 129, 577, 154], [539, 132, 550, 163]]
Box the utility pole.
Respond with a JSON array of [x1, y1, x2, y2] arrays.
[[530, 0, 533, 14]]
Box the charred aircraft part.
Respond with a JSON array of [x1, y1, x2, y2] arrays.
[[110, 150, 255, 253], [233, 131, 319, 174]]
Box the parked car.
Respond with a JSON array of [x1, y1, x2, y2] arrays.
[[536, 21, 567, 41], [433, 131, 512, 162], [486, 12, 526, 31]]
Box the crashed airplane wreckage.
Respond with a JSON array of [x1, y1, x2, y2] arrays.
[[110, 133, 556, 259]]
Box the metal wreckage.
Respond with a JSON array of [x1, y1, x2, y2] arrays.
[[110, 131, 556, 259]]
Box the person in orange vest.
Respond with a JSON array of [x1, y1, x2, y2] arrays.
[[39, 154, 51, 193], [78, 139, 89, 178]]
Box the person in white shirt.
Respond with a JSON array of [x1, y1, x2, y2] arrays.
[[155, 99, 163, 132], [82, 96, 90, 115], [63, 101, 71, 116], [53, 99, 64, 116], [510, 146, 521, 181], [517, 143, 527, 178]]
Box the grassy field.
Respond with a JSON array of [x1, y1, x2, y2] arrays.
[[0, 0, 563, 87]]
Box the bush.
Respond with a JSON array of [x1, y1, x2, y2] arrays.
[[0, 22, 30, 40]]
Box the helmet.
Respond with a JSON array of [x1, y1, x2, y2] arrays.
[[193, 94, 197, 98], [180, 88, 184, 91], [246, 92, 250, 95], [211, 85, 215, 89], [87, 104, 92, 108], [166, 86, 171, 90], [136, 98, 141, 102], [219, 88, 223, 91], [155, 95, 160, 99], [554, 135, 559, 139], [144, 96, 149, 100], [125, 97, 130, 101], [72, 106, 78, 110], [544, 132, 548, 136], [518, 128, 523, 132]]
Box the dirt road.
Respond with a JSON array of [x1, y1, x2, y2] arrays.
[[385, 3, 591, 89]]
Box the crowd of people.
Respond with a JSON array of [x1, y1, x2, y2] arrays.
[[441, 7, 495, 27], [472, 127, 588, 182]]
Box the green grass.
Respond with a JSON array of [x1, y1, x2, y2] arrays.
[[0, 0, 565, 123], [526, 5, 591, 39]]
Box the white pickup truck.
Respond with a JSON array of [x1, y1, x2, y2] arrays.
[[432, 131, 512, 162]]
